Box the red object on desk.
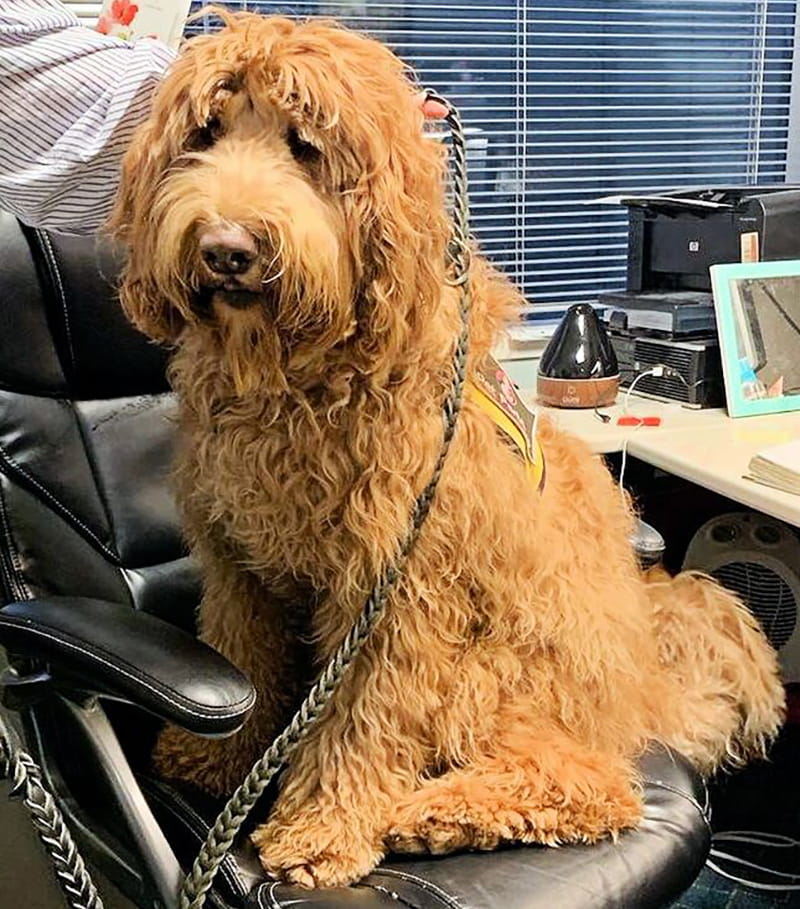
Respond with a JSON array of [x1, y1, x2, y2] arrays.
[[617, 416, 662, 427]]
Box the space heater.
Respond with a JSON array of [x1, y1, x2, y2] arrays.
[[682, 512, 800, 683]]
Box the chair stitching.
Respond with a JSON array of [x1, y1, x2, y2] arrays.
[[358, 882, 423, 909], [0, 479, 30, 601], [35, 229, 76, 374], [370, 869, 461, 909], [642, 777, 712, 827], [0, 442, 118, 562], [0, 619, 256, 719], [259, 881, 281, 909], [72, 393, 177, 568], [71, 401, 123, 560]]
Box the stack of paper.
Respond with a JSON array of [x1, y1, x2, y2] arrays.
[[746, 439, 800, 495]]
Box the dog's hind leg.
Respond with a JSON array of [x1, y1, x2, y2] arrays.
[[645, 567, 784, 774], [386, 723, 642, 855]]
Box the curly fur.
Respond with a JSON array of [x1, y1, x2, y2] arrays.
[[110, 9, 785, 889]]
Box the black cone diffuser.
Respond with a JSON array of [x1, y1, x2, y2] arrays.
[[537, 303, 619, 408]]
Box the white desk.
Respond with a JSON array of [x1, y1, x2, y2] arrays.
[[521, 394, 800, 528]]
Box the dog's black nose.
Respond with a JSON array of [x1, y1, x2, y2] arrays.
[[198, 224, 257, 276], [202, 245, 254, 275]]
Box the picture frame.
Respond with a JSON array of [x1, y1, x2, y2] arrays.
[[710, 258, 800, 418]]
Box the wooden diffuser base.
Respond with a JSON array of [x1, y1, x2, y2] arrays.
[[537, 374, 619, 409]]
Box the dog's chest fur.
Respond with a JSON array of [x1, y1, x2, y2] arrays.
[[176, 370, 442, 602]]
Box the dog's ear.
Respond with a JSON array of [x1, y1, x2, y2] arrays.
[[109, 129, 183, 343], [108, 75, 197, 344], [330, 78, 450, 372], [108, 49, 240, 344], [345, 96, 452, 371]]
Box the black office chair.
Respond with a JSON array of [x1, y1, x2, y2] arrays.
[[0, 211, 709, 909]]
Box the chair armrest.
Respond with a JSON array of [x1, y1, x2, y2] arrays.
[[0, 597, 256, 736]]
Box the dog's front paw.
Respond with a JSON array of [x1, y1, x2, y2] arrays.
[[252, 820, 384, 888]]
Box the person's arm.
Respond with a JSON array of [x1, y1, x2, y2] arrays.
[[0, 0, 174, 235]]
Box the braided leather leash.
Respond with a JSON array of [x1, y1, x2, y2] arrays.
[[179, 93, 473, 909], [0, 712, 103, 909]]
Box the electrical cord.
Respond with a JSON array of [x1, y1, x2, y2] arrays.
[[616, 361, 703, 502], [707, 830, 800, 892], [618, 363, 707, 408], [617, 365, 674, 503], [622, 367, 663, 416], [618, 422, 645, 509]]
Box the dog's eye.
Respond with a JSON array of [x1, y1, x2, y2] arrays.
[[190, 117, 223, 151], [287, 127, 321, 166]]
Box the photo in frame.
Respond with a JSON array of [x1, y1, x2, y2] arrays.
[[710, 259, 800, 418]]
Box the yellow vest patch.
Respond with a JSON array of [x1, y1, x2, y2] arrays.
[[466, 355, 545, 492]]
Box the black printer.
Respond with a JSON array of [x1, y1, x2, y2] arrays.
[[596, 185, 800, 406], [599, 185, 800, 339], [623, 185, 800, 293]]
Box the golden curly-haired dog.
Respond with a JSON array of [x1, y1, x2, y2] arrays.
[[110, 9, 785, 889]]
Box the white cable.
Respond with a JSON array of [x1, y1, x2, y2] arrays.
[[618, 366, 665, 505], [617, 361, 707, 504], [714, 831, 800, 848], [618, 421, 648, 508], [622, 365, 669, 416], [707, 859, 800, 892], [710, 849, 800, 880], [706, 830, 800, 892]]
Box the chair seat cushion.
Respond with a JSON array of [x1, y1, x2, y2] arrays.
[[144, 744, 709, 909]]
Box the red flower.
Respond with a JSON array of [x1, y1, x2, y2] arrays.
[[110, 0, 138, 26], [96, 13, 111, 33]]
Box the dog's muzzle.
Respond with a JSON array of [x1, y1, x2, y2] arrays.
[[198, 223, 258, 277], [195, 222, 268, 311]]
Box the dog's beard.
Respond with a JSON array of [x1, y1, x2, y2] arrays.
[[167, 205, 357, 396], [212, 300, 288, 397]]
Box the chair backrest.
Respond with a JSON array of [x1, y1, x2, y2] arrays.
[[0, 212, 200, 631]]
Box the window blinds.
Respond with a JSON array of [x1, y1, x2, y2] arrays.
[[68, 1, 799, 316], [188, 0, 798, 317]]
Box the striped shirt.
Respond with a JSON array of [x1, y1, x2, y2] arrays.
[[0, 1, 175, 235]]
